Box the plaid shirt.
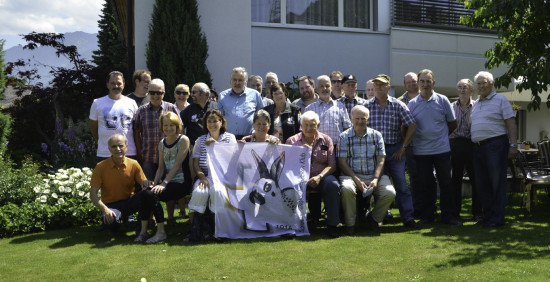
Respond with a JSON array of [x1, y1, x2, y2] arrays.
[[285, 132, 336, 177], [337, 127, 385, 176], [305, 99, 351, 145], [339, 95, 369, 119], [449, 99, 474, 139], [397, 92, 412, 105], [132, 101, 178, 163], [366, 96, 415, 145]]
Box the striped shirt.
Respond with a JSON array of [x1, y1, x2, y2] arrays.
[[305, 99, 351, 145], [339, 95, 369, 119], [192, 132, 237, 176], [449, 99, 474, 139], [366, 96, 415, 145], [337, 127, 385, 176], [132, 101, 179, 163]]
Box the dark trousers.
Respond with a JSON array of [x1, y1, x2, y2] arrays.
[[307, 175, 341, 227], [473, 135, 509, 225], [406, 146, 437, 217], [450, 138, 482, 217], [414, 152, 456, 221], [103, 189, 164, 231]]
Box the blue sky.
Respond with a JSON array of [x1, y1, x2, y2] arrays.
[[0, 0, 103, 49]]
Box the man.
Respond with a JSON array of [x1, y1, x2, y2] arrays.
[[127, 70, 151, 106], [286, 111, 341, 238], [338, 105, 397, 235], [471, 71, 517, 228], [248, 75, 274, 106], [330, 71, 344, 100], [450, 79, 482, 223], [366, 74, 419, 229], [180, 82, 218, 146], [265, 72, 279, 99], [293, 76, 319, 113], [89, 133, 163, 241], [132, 78, 179, 179], [407, 69, 461, 226], [218, 67, 264, 139], [305, 75, 351, 146], [339, 74, 368, 119], [90, 71, 138, 161], [397, 71, 427, 217], [365, 79, 375, 99]]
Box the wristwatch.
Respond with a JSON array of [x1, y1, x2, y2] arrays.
[[510, 143, 518, 148], [163, 180, 169, 185]]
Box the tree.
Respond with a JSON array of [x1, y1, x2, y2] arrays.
[[0, 39, 6, 94], [92, 0, 129, 87], [459, 0, 550, 111], [146, 0, 212, 102]]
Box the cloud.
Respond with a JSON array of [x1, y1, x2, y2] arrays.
[[0, 0, 102, 47]]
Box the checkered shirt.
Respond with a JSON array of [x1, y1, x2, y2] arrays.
[[339, 95, 369, 119], [337, 127, 385, 176], [305, 99, 351, 145], [366, 96, 415, 145]]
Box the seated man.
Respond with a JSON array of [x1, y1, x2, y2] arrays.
[[89, 133, 166, 244], [337, 105, 396, 235], [286, 111, 341, 238]]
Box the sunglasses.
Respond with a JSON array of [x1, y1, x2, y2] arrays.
[[149, 90, 165, 96], [331, 80, 342, 84], [175, 91, 189, 95]]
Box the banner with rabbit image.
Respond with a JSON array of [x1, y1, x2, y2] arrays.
[[207, 142, 310, 239]]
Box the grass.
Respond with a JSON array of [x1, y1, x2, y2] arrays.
[[1, 193, 550, 281]]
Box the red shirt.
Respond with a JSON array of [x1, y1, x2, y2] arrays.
[[286, 132, 336, 177]]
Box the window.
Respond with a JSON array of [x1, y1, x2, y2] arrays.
[[252, 0, 372, 30]]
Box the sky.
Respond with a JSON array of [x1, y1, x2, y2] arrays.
[[0, 0, 103, 49]]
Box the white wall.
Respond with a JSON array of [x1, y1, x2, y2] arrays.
[[134, 1, 154, 70]]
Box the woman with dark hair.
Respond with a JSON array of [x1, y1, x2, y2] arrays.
[[240, 109, 280, 144], [263, 83, 301, 143], [186, 109, 236, 241]]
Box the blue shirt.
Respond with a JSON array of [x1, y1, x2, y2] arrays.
[[305, 99, 351, 145], [408, 92, 456, 155], [366, 96, 415, 145], [470, 91, 515, 143], [337, 127, 385, 176], [218, 87, 264, 136]]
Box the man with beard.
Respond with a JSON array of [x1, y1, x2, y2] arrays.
[[293, 75, 319, 113]]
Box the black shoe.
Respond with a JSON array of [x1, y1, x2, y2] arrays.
[[280, 233, 296, 240], [473, 216, 484, 225], [326, 226, 340, 238], [417, 218, 434, 226], [482, 222, 504, 228], [442, 218, 463, 227], [404, 220, 421, 229], [365, 213, 380, 232], [383, 210, 394, 224]]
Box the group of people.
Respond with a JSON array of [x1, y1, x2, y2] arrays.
[[88, 66, 517, 242]]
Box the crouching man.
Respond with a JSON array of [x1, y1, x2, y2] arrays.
[[338, 105, 396, 235], [89, 133, 166, 244]]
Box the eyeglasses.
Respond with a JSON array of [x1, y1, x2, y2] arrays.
[[175, 91, 189, 95], [191, 90, 201, 94], [149, 90, 165, 96], [331, 80, 342, 84]]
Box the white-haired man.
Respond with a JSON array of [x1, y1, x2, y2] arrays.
[[471, 71, 517, 228], [265, 72, 279, 99], [218, 67, 264, 140], [132, 78, 179, 179]]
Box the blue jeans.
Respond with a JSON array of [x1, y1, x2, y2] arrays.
[[473, 135, 509, 225], [384, 143, 414, 223], [307, 175, 341, 227], [414, 152, 456, 221]]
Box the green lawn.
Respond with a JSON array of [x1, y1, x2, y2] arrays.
[[1, 194, 549, 281]]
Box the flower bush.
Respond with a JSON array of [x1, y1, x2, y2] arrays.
[[0, 165, 100, 238]]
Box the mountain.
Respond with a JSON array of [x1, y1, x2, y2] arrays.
[[4, 31, 98, 85]]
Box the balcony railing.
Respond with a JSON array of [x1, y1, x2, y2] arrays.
[[392, 0, 491, 32]]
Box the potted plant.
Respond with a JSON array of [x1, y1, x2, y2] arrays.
[[523, 140, 532, 150]]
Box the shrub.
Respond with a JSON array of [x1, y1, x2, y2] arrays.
[[0, 156, 43, 206], [0, 111, 12, 152]]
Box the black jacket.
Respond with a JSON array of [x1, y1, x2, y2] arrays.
[[263, 102, 301, 143]]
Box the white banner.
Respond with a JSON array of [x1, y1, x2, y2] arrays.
[[207, 142, 310, 239]]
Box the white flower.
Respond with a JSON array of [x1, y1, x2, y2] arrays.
[[52, 193, 58, 199], [35, 197, 40, 202], [40, 195, 47, 203], [78, 191, 85, 197], [33, 186, 41, 193], [43, 179, 49, 184], [65, 187, 72, 193], [53, 180, 61, 185], [57, 198, 65, 204], [58, 186, 65, 193], [43, 189, 50, 194]]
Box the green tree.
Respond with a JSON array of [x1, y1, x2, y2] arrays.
[[92, 0, 129, 87], [459, 0, 550, 111], [0, 39, 7, 94], [146, 0, 212, 102]]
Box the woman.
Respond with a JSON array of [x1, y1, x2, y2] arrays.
[[208, 89, 218, 102], [186, 109, 236, 241], [263, 83, 301, 143], [285, 111, 341, 238], [240, 109, 281, 144], [173, 84, 190, 114], [146, 112, 190, 243]]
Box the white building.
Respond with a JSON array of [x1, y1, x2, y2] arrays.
[[113, 0, 549, 144]]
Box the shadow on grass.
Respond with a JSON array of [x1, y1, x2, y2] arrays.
[[419, 192, 550, 268]]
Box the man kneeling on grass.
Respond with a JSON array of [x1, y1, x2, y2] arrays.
[[89, 133, 167, 244]]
